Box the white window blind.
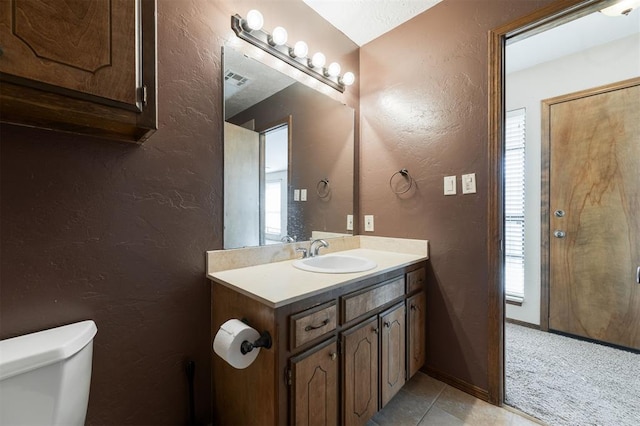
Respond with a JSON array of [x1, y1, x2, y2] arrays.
[[505, 108, 526, 299]]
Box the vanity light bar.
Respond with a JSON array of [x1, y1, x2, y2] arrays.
[[231, 12, 355, 93]]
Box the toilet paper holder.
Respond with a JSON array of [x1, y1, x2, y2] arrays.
[[240, 330, 272, 355]]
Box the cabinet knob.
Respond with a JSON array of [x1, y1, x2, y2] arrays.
[[330, 352, 337, 361], [410, 304, 416, 311], [384, 321, 391, 328], [372, 327, 379, 334]]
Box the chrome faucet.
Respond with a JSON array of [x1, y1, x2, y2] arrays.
[[309, 239, 329, 257], [281, 235, 296, 243]]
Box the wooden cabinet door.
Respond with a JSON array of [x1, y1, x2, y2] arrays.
[[342, 317, 378, 426], [0, 0, 139, 107], [380, 303, 405, 407], [291, 338, 339, 426], [407, 292, 426, 378]]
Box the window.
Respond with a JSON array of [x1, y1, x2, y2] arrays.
[[265, 180, 283, 236], [505, 108, 526, 300]]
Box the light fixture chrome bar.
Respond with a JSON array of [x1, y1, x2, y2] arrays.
[[231, 14, 345, 93]]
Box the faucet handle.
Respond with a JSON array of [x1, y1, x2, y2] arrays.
[[295, 247, 308, 259]]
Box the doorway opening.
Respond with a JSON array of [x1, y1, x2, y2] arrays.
[[262, 124, 290, 245], [491, 0, 640, 424]]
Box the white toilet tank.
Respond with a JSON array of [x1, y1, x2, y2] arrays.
[[0, 320, 97, 425]]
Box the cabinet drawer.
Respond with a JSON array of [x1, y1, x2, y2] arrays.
[[342, 276, 404, 323], [290, 302, 337, 350], [407, 268, 425, 293]]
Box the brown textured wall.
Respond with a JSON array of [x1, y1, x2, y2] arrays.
[[229, 83, 355, 242], [359, 0, 552, 391], [0, 0, 358, 424]]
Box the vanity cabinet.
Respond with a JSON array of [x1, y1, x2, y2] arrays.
[[342, 317, 379, 426], [380, 303, 406, 406], [0, 0, 157, 142], [290, 338, 339, 426], [210, 261, 427, 426], [407, 291, 427, 378]]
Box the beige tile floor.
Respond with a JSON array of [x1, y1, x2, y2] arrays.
[[368, 372, 543, 426]]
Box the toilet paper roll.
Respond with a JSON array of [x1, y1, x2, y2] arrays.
[[213, 319, 261, 369]]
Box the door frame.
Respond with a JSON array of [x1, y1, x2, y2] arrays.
[[487, 0, 616, 405], [540, 77, 640, 332]]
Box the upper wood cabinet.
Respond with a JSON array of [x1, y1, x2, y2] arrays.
[[0, 0, 157, 143]]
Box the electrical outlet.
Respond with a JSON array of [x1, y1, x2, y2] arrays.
[[364, 215, 374, 232], [347, 214, 354, 231], [444, 176, 457, 195], [462, 173, 477, 194]]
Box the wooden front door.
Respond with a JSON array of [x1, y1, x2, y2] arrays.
[[544, 78, 640, 350]]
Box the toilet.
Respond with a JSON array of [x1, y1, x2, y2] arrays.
[[0, 320, 97, 425]]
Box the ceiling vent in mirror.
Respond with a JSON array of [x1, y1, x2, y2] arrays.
[[225, 71, 250, 87]]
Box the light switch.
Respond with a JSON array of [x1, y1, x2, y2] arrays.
[[347, 214, 354, 231], [462, 173, 477, 194], [444, 176, 457, 195], [364, 215, 374, 232], [294, 189, 300, 201], [301, 189, 307, 201]]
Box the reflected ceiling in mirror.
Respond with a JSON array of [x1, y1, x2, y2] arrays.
[[223, 47, 355, 249]]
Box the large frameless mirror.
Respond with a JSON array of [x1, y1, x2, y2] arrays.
[[223, 47, 355, 249]]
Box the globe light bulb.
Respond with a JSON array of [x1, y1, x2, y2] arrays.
[[326, 62, 341, 77], [269, 26, 288, 46], [245, 9, 263, 31], [295, 41, 308, 58], [341, 72, 355, 86], [288, 41, 308, 59], [310, 52, 326, 68]]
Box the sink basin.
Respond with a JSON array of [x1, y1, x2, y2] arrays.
[[293, 254, 377, 274]]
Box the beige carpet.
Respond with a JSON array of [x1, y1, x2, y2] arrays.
[[505, 322, 640, 426]]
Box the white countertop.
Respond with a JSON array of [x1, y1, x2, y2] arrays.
[[208, 248, 427, 308]]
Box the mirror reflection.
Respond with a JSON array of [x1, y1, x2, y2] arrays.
[[223, 47, 355, 249]]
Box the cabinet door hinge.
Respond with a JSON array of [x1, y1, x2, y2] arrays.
[[138, 85, 148, 107], [285, 367, 292, 386]]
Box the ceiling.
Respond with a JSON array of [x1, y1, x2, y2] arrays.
[[302, 0, 639, 72], [302, 0, 442, 46], [506, 9, 640, 74]]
